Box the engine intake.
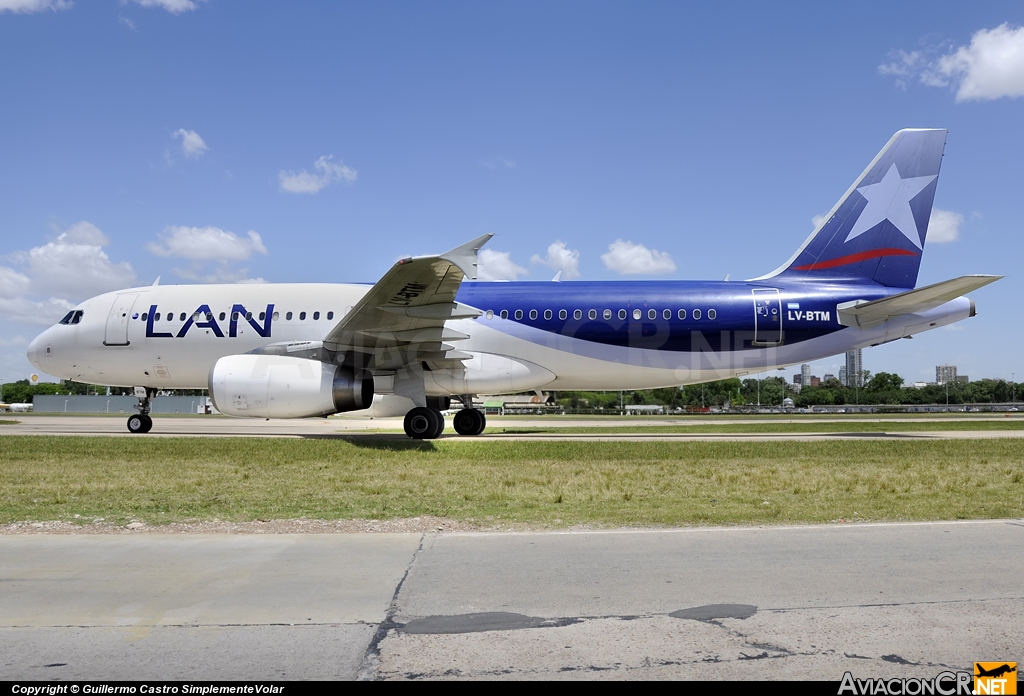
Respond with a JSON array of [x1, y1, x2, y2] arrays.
[[209, 353, 373, 418]]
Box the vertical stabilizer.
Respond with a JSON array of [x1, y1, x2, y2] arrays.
[[754, 129, 947, 288]]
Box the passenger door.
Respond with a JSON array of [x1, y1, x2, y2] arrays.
[[752, 288, 782, 345], [103, 293, 140, 346]]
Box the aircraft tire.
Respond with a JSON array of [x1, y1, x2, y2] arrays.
[[404, 407, 440, 440], [429, 408, 445, 439], [452, 408, 479, 436], [127, 414, 147, 434], [453, 408, 485, 436], [140, 415, 153, 433]]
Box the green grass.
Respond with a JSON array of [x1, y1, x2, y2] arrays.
[[0, 420, 19, 425], [1, 435, 1022, 527], [490, 420, 1024, 434]]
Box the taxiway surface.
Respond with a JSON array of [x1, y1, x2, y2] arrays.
[[2, 521, 1022, 680], [3, 414, 1023, 441]]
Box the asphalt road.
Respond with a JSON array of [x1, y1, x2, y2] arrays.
[[2, 520, 1022, 680], [3, 414, 1023, 441]]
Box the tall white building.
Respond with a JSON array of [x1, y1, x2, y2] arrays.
[[936, 365, 958, 384], [845, 349, 863, 387], [801, 364, 811, 388]]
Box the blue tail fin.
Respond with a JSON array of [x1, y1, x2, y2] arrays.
[[755, 128, 947, 288]]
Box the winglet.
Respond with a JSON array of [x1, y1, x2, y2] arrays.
[[439, 233, 494, 280]]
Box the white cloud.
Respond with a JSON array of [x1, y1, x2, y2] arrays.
[[279, 155, 357, 194], [0, 222, 135, 325], [171, 264, 267, 284], [927, 208, 963, 244], [147, 226, 268, 261], [173, 129, 208, 158], [123, 0, 202, 13], [0, 335, 28, 347], [0, 297, 74, 327], [530, 241, 580, 279], [881, 24, 1024, 101], [477, 249, 528, 281], [811, 213, 828, 229], [0, 0, 71, 13], [601, 239, 676, 275], [24, 223, 135, 298]]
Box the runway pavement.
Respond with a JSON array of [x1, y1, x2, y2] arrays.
[[2, 520, 1022, 680], [3, 414, 1024, 441]]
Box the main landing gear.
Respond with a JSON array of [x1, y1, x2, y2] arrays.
[[127, 387, 156, 434], [404, 407, 445, 440]]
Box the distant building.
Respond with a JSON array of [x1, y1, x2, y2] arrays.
[[839, 366, 848, 386], [936, 365, 958, 384], [845, 349, 863, 387], [823, 373, 836, 383], [810, 376, 820, 387], [793, 374, 802, 385], [801, 364, 811, 388], [956, 375, 969, 384]]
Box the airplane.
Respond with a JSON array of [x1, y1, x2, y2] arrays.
[[26, 128, 1000, 438]]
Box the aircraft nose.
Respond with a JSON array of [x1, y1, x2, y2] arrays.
[[26, 333, 43, 369]]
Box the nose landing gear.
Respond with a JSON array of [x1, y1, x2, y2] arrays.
[[127, 387, 156, 434]]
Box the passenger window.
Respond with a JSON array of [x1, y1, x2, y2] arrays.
[[500, 310, 508, 319], [273, 312, 280, 320], [693, 309, 702, 320], [708, 309, 717, 320], [327, 311, 334, 320], [155, 313, 162, 321], [663, 309, 671, 320], [603, 309, 612, 320], [141, 312, 148, 321], [514, 310, 523, 320], [633, 309, 641, 320], [180, 313, 187, 321], [485, 310, 494, 319], [219, 312, 226, 321], [618, 309, 627, 320], [574, 309, 582, 320], [231, 312, 239, 321], [543, 309, 552, 320], [529, 309, 538, 320], [300, 311, 306, 320], [313, 311, 320, 320], [648, 309, 657, 320], [559, 309, 567, 320], [258, 311, 265, 321], [589, 309, 597, 320], [286, 311, 293, 320], [678, 309, 686, 320], [245, 312, 252, 321]]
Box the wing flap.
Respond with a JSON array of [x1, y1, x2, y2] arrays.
[[837, 274, 1001, 328]]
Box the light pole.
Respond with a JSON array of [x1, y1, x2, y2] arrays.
[[1013, 372, 1016, 406]]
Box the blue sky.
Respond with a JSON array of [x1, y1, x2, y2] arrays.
[[2, 1, 1022, 386]]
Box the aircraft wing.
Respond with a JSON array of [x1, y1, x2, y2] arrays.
[[837, 275, 1001, 328], [322, 234, 492, 367]]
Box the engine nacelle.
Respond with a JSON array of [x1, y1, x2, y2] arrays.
[[209, 354, 373, 418]]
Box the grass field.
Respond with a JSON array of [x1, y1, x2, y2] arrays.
[[1, 435, 1022, 527], [490, 420, 1024, 434]]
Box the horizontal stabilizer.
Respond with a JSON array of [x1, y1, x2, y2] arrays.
[[837, 275, 1001, 328]]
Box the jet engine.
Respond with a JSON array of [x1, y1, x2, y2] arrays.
[[209, 353, 373, 418]]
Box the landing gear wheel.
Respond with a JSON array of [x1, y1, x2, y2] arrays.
[[404, 407, 441, 440], [127, 414, 147, 434], [429, 408, 445, 439], [453, 408, 485, 436], [139, 414, 153, 433]]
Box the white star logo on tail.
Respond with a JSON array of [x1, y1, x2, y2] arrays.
[[844, 163, 936, 249]]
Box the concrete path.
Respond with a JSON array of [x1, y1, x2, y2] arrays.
[[2, 520, 1022, 680]]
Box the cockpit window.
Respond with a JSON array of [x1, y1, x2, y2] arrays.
[[60, 310, 84, 325]]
